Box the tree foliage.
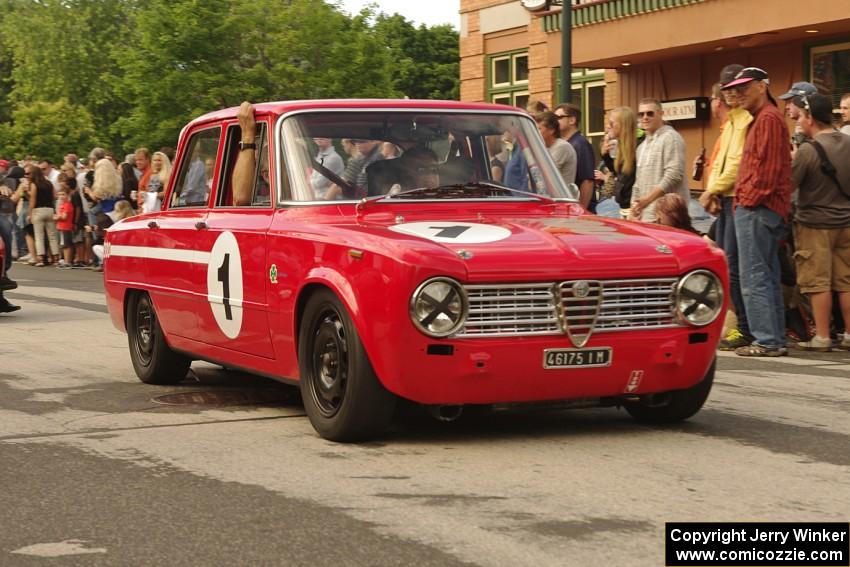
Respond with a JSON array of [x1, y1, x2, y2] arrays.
[[374, 14, 460, 100], [0, 99, 100, 164], [0, 0, 459, 158]]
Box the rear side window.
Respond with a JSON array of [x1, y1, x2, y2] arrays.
[[169, 127, 221, 208]]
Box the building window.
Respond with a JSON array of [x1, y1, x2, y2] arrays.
[[489, 51, 529, 108], [809, 41, 850, 111], [554, 68, 606, 159]]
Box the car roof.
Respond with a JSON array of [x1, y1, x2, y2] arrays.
[[188, 99, 527, 128]]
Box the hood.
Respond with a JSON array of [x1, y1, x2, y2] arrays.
[[345, 207, 708, 282]]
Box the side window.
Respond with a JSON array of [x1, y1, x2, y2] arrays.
[[218, 122, 270, 207], [169, 127, 221, 208]]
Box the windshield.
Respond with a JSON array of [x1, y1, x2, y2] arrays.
[[279, 110, 579, 203]]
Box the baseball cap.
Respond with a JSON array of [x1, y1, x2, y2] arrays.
[[722, 67, 770, 89], [793, 93, 834, 124], [718, 64, 744, 87], [0, 159, 8, 168], [779, 81, 818, 100]]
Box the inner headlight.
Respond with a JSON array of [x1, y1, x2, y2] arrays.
[[410, 277, 468, 337], [676, 270, 724, 326]]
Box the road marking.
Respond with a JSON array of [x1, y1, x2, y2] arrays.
[[11, 540, 106, 557], [109, 245, 210, 264]]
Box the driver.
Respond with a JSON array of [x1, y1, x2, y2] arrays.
[[390, 146, 440, 193]]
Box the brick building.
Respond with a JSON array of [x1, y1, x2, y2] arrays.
[[459, 0, 850, 188]]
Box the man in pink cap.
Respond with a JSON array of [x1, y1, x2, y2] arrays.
[[721, 67, 792, 356]]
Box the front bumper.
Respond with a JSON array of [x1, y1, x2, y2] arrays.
[[377, 326, 720, 405]]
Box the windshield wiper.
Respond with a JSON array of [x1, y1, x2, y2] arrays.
[[386, 182, 555, 203]]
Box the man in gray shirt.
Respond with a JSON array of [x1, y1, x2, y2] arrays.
[[631, 98, 689, 222]]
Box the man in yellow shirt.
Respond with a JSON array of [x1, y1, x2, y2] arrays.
[[699, 64, 754, 350]]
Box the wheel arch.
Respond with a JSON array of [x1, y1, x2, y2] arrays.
[[293, 268, 392, 387]]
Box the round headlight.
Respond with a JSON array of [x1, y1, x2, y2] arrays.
[[676, 270, 724, 326], [410, 277, 467, 337]]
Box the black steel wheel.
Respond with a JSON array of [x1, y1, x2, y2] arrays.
[[625, 358, 715, 424], [127, 292, 191, 385], [298, 289, 396, 442]]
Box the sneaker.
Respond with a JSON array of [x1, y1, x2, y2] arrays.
[[719, 329, 752, 351], [17, 254, 31, 263], [735, 344, 788, 357], [0, 276, 17, 291], [796, 336, 832, 352], [836, 334, 850, 351]]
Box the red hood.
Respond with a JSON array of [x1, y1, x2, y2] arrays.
[[338, 205, 719, 282]]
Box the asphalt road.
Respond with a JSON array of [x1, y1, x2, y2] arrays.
[[1, 264, 848, 566]]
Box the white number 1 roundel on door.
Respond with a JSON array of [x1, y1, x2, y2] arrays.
[[206, 231, 243, 339]]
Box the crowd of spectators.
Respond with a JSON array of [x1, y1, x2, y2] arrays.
[[0, 146, 171, 313]]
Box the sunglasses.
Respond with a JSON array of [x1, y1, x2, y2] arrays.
[[638, 111, 656, 118]]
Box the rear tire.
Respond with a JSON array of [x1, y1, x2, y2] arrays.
[[127, 292, 191, 385], [625, 359, 715, 423], [298, 289, 396, 442]]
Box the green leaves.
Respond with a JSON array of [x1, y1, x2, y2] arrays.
[[0, 99, 100, 164], [0, 0, 459, 160]]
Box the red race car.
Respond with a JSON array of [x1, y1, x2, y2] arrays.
[[104, 100, 727, 441]]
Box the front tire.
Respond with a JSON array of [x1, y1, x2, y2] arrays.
[[298, 289, 396, 442], [625, 359, 715, 423], [127, 292, 191, 385]]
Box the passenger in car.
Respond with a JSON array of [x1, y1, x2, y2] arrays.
[[324, 139, 384, 200]]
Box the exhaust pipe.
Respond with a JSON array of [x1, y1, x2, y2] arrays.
[[427, 404, 464, 422]]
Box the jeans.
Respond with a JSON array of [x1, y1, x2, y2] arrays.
[[0, 213, 13, 273], [735, 205, 786, 348], [715, 197, 750, 338]]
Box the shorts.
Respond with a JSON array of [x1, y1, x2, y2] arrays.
[[72, 229, 84, 244], [59, 230, 74, 248], [792, 223, 850, 293]]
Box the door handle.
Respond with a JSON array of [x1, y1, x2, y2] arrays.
[[147, 221, 158, 229], [195, 221, 208, 230]]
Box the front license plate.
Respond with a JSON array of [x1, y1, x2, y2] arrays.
[[543, 347, 612, 369]]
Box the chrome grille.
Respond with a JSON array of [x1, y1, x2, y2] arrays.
[[457, 278, 678, 337], [595, 278, 678, 331], [458, 284, 559, 337]]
